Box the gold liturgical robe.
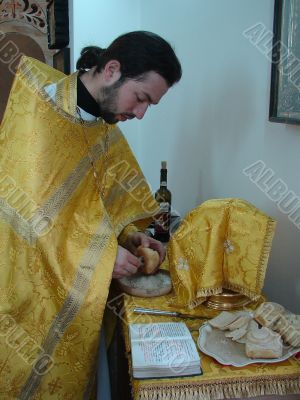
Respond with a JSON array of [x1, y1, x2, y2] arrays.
[[0, 57, 156, 399], [168, 198, 276, 309]]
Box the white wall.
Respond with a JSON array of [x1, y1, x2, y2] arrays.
[[71, 0, 300, 312], [139, 0, 300, 313], [70, 0, 141, 159]]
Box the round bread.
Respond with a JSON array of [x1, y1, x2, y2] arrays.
[[136, 246, 160, 275], [118, 270, 172, 297]]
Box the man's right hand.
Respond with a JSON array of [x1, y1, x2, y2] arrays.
[[112, 245, 142, 279]]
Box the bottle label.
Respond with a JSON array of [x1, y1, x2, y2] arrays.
[[154, 202, 170, 236], [159, 202, 169, 213], [154, 213, 170, 234]]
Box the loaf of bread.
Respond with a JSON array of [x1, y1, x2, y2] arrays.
[[136, 246, 160, 275], [245, 320, 283, 359], [253, 302, 285, 328], [273, 313, 300, 347]]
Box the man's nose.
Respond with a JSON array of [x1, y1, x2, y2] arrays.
[[133, 103, 149, 120]]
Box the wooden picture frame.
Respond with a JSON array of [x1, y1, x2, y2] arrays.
[[53, 48, 70, 74], [269, 0, 300, 125], [47, 0, 69, 49]]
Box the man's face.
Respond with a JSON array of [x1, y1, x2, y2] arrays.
[[97, 71, 169, 124]]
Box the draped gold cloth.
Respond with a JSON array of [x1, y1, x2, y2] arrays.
[[121, 293, 300, 400], [168, 198, 276, 309], [0, 57, 156, 399]]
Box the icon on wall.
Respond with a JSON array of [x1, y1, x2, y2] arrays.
[[269, 0, 300, 125], [47, 0, 69, 49]]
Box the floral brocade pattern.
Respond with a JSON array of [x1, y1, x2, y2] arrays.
[[168, 199, 276, 309], [0, 57, 156, 399], [122, 294, 300, 400]]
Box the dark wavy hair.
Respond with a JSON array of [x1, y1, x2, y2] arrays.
[[76, 31, 182, 87]]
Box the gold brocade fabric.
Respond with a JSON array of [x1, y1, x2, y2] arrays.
[[121, 293, 300, 400], [0, 57, 156, 399], [168, 199, 276, 309]]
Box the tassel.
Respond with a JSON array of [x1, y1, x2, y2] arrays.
[[136, 376, 300, 400]]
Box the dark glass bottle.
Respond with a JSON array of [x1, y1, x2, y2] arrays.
[[154, 161, 171, 242]]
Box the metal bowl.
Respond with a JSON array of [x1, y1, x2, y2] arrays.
[[204, 289, 252, 310]]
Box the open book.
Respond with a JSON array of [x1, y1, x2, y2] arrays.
[[129, 322, 202, 379]]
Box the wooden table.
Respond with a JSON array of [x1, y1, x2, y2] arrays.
[[115, 292, 300, 400]]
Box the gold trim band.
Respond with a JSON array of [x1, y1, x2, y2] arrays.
[[19, 213, 114, 399]]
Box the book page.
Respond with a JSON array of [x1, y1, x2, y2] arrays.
[[131, 337, 200, 369], [129, 322, 190, 342], [130, 322, 200, 373]]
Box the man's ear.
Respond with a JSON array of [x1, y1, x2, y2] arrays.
[[103, 60, 121, 84]]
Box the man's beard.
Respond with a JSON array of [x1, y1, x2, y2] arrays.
[[97, 81, 124, 124], [98, 84, 119, 124]]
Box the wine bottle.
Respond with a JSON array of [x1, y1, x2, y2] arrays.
[[154, 161, 171, 242]]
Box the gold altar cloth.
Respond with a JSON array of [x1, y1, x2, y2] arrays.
[[120, 293, 300, 400], [168, 198, 276, 309]]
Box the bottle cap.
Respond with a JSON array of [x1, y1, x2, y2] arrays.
[[161, 161, 167, 169]]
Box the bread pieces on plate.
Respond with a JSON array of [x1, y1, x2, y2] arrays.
[[225, 315, 252, 342], [245, 320, 283, 359], [253, 302, 285, 328], [273, 313, 300, 347], [208, 311, 245, 330], [254, 301, 300, 347], [227, 315, 252, 331], [207, 302, 300, 359], [225, 325, 249, 341]]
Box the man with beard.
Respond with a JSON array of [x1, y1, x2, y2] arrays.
[[0, 31, 181, 399]]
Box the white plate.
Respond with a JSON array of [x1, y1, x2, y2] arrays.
[[198, 322, 300, 367]]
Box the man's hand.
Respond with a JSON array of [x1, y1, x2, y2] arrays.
[[124, 232, 166, 264], [112, 245, 142, 279]]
